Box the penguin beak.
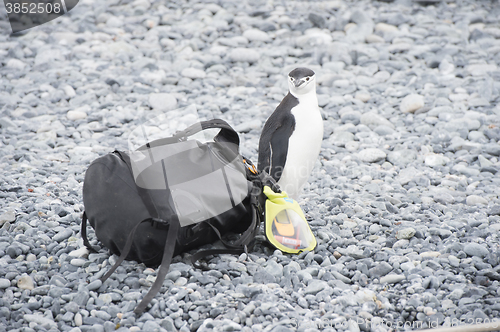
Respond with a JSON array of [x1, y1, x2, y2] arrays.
[[294, 80, 304, 88]]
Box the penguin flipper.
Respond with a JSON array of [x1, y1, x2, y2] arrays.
[[258, 93, 298, 181], [258, 113, 295, 182], [258, 131, 272, 174], [268, 120, 294, 182]]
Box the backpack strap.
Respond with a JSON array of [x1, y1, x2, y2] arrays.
[[209, 203, 258, 249], [134, 158, 180, 315], [202, 119, 240, 146], [134, 216, 179, 314], [81, 212, 99, 253], [176, 119, 240, 146], [190, 193, 262, 269], [138, 119, 240, 150], [191, 247, 250, 271], [99, 217, 150, 283], [95, 214, 180, 314]]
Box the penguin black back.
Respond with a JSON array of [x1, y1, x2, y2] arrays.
[[257, 93, 298, 181]]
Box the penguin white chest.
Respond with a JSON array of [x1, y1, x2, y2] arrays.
[[278, 100, 323, 199]]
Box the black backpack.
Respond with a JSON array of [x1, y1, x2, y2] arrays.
[[81, 119, 270, 314]]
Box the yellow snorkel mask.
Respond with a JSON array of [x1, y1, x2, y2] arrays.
[[263, 186, 317, 254]]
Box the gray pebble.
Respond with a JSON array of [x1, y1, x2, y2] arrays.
[[0, 279, 11, 289], [23, 314, 58, 329], [489, 205, 500, 216], [369, 262, 393, 278], [464, 243, 489, 258], [304, 280, 329, 295], [86, 279, 102, 291], [373, 125, 395, 136], [53, 229, 73, 242]]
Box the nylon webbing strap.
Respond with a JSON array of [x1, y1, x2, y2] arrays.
[[134, 216, 180, 314], [100, 217, 147, 283], [139, 119, 240, 151], [134, 158, 180, 315], [191, 247, 248, 270], [258, 170, 281, 193], [81, 212, 98, 253], [190, 203, 259, 268]]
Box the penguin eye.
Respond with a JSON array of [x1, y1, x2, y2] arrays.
[[306, 77, 310, 81], [290, 77, 294, 81]]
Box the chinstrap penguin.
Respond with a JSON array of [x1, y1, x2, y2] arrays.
[[258, 67, 324, 200]]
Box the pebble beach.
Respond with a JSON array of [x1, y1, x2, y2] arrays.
[[1, 0, 500, 331]]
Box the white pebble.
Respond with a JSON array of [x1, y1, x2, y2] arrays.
[[106, 16, 123, 28], [466, 195, 488, 206], [375, 22, 399, 32], [420, 251, 440, 258], [358, 148, 386, 163], [229, 48, 260, 63], [355, 91, 371, 102], [98, 294, 113, 304], [380, 274, 406, 284], [0, 210, 16, 224], [6, 59, 27, 70], [421, 197, 434, 205], [334, 79, 350, 88], [70, 258, 87, 267], [69, 247, 90, 258], [74, 313, 83, 327], [425, 154, 449, 167], [400, 94, 424, 113], [466, 64, 497, 76], [63, 85, 76, 98], [181, 68, 206, 79], [365, 34, 385, 43], [67, 110, 87, 121], [396, 228, 416, 240], [243, 28, 271, 42], [149, 93, 178, 111], [345, 141, 360, 151], [392, 239, 409, 249], [17, 275, 34, 290]]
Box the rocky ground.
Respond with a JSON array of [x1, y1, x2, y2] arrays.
[[1, 0, 500, 331]]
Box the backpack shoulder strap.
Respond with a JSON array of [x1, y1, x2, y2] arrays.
[[134, 216, 180, 314], [81, 212, 99, 253], [191, 247, 250, 271], [201, 119, 240, 146], [138, 119, 240, 150]]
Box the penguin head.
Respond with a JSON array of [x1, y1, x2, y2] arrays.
[[288, 67, 316, 96]]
